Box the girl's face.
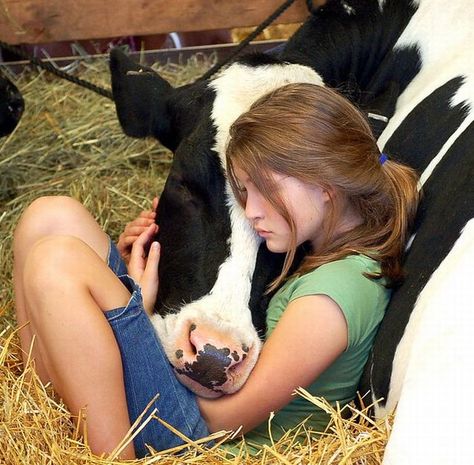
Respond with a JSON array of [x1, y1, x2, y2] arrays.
[[233, 165, 331, 253]]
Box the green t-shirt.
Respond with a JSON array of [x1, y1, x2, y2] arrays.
[[223, 254, 390, 455]]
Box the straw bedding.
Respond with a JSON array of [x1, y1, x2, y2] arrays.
[[0, 54, 392, 464]]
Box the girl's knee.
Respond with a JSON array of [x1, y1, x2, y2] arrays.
[[23, 235, 86, 294], [14, 195, 109, 269], [14, 196, 87, 248], [18, 196, 83, 229]]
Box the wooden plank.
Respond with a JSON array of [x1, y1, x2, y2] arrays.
[[0, 0, 313, 45]]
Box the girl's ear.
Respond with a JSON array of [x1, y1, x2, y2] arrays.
[[321, 185, 335, 203]]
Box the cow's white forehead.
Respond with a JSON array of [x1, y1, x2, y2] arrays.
[[209, 62, 324, 169]]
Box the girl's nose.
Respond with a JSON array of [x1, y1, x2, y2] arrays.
[[244, 196, 263, 222]]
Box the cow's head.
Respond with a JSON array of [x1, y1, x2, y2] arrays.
[[110, 49, 323, 397], [0, 72, 24, 137]]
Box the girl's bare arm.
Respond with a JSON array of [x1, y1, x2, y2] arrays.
[[198, 294, 348, 433]]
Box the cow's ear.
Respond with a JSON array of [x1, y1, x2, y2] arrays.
[[110, 48, 177, 149]]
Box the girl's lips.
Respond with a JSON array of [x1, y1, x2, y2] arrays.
[[256, 229, 272, 238]]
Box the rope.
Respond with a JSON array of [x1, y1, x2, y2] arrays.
[[0, 39, 113, 99], [199, 0, 298, 81]]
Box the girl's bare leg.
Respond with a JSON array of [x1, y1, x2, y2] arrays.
[[14, 197, 136, 458], [13, 196, 110, 378]]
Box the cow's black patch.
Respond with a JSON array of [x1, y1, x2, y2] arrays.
[[248, 245, 286, 336], [280, 0, 420, 139], [281, 0, 418, 96], [249, 242, 310, 337], [360, 115, 474, 403], [167, 82, 217, 151], [155, 111, 232, 315], [238, 52, 284, 68], [383, 77, 469, 173], [359, 46, 421, 137], [176, 343, 233, 389]]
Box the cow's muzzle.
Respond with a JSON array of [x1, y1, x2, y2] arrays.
[[172, 321, 259, 398]]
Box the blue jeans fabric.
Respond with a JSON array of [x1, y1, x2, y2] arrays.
[[104, 239, 211, 457]]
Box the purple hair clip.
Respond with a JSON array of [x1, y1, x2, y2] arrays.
[[379, 153, 388, 165]]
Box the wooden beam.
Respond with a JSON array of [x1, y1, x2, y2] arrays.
[[0, 0, 313, 45]]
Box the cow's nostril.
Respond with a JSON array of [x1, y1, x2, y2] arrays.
[[231, 350, 240, 363], [188, 323, 198, 355], [189, 341, 197, 356]]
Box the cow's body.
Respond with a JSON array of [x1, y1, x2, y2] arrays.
[[0, 71, 23, 137], [111, 0, 474, 461]]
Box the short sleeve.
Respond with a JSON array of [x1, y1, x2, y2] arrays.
[[287, 256, 389, 350]]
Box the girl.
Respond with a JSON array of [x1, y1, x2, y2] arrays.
[[13, 83, 419, 459]]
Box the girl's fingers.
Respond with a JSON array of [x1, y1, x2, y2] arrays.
[[124, 224, 153, 237], [136, 216, 154, 225], [139, 210, 156, 220], [130, 224, 153, 261], [152, 197, 159, 212], [130, 225, 158, 270], [129, 237, 145, 268], [132, 226, 153, 253], [132, 224, 158, 246], [121, 235, 140, 247], [127, 218, 154, 230], [127, 224, 160, 313], [141, 241, 160, 314], [144, 241, 160, 274], [120, 224, 158, 261]]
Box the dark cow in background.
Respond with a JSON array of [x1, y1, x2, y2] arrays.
[[111, 0, 473, 462], [0, 71, 23, 137]]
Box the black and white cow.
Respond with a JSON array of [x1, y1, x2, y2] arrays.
[[0, 70, 23, 137], [111, 0, 473, 461]]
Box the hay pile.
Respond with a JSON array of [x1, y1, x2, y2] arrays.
[[0, 54, 392, 464]]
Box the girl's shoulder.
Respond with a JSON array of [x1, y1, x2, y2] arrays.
[[289, 254, 382, 295], [268, 254, 390, 347]]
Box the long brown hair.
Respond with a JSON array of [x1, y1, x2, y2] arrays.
[[226, 83, 420, 291]]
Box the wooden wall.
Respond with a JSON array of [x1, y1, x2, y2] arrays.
[[0, 0, 322, 45]]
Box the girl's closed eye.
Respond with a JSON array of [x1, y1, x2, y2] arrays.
[[235, 183, 248, 202]]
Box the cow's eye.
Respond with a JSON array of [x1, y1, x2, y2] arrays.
[[168, 175, 193, 199]]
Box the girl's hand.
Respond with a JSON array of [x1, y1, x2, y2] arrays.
[[127, 223, 161, 315], [117, 197, 159, 265]]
